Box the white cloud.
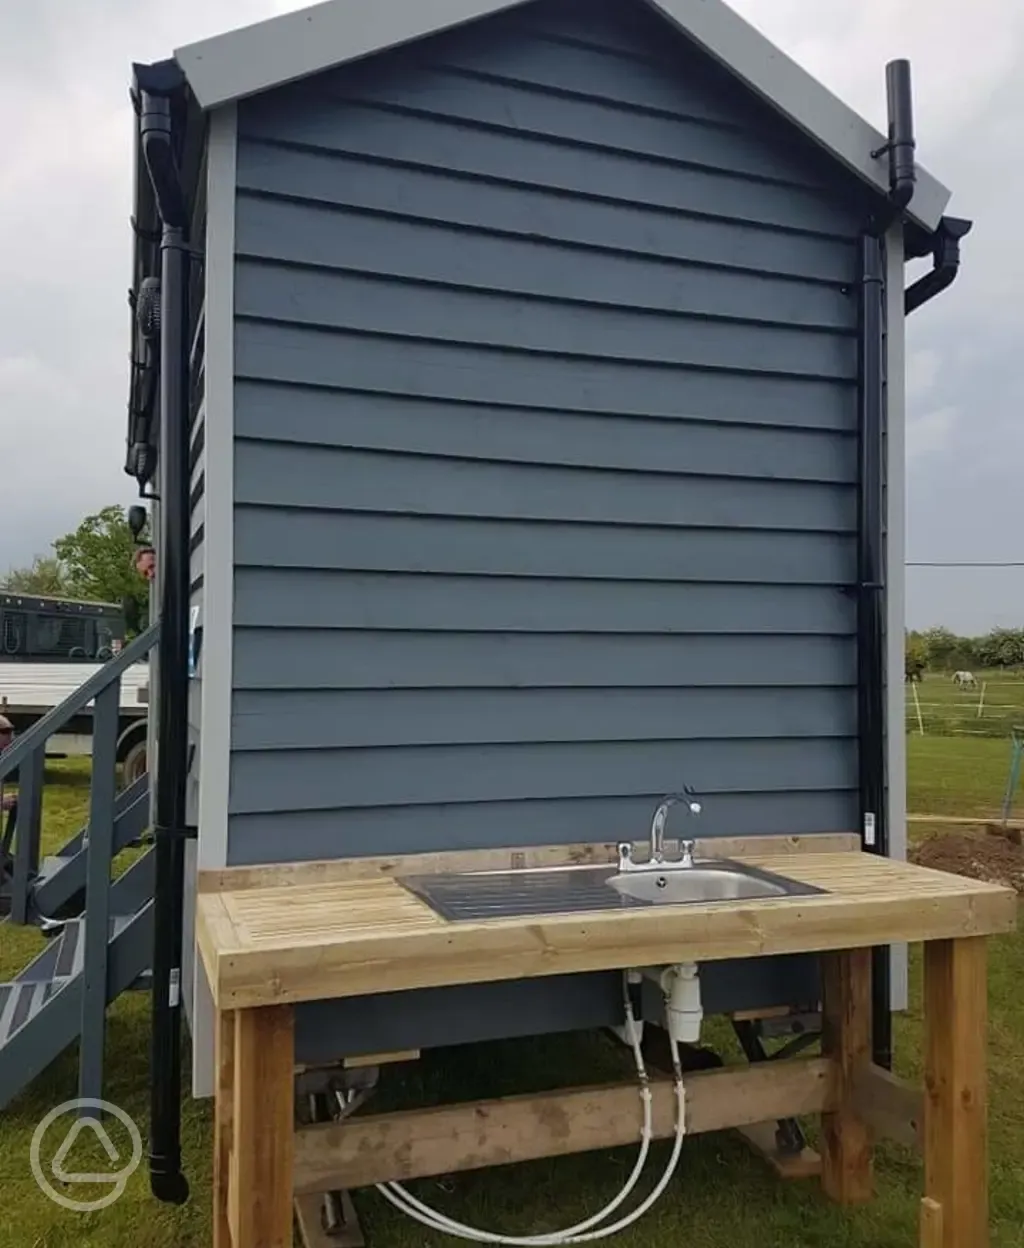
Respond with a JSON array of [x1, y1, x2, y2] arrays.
[[0, 0, 1021, 635], [907, 405, 958, 458], [906, 349, 942, 402]]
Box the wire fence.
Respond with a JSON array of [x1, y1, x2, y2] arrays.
[[905, 676, 1024, 738]]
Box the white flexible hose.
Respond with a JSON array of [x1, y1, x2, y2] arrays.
[[374, 976, 688, 1245]]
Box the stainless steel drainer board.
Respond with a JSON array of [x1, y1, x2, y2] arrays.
[[398, 865, 642, 922]]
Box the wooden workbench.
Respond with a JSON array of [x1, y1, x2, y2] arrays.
[[197, 833, 1017, 1248]]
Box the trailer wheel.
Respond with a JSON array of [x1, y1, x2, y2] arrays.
[[116, 720, 149, 790], [121, 740, 148, 788]]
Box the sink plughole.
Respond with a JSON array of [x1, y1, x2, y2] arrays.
[[398, 859, 825, 923]]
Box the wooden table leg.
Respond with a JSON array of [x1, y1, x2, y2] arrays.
[[214, 1009, 237, 1248], [820, 947, 873, 1204], [231, 1004, 296, 1248], [923, 937, 988, 1248]]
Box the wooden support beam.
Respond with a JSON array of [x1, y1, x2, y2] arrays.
[[852, 1062, 923, 1151], [735, 1122, 821, 1179], [923, 937, 989, 1248], [345, 1049, 419, 1070], [919, 1197, 944, 1248], [294, 1191, 364, 1248], [232, 1006, 296, 1248], [295, 1049, 420, 1077], [293, 1056, 834, 1195], [213, 1009, 236, 1248], [728, 1005, 793, 1023], [820, 947, 874, 1204]]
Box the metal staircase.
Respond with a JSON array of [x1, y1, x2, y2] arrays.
[[0, 624, 158, 1111]]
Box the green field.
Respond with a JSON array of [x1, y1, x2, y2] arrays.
[[1, 741, 1022, 1248], [906, 668, 1024, 739]]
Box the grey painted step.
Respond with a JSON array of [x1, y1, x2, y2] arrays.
[[56, 917, 85, 980], [0, 896, 154, 1110], [31, 774, 151, 919], [13, 930, 66, 983], [107, 846, 156, 917], [11, 850, 155, 994], [0, 979, 60, 1043]]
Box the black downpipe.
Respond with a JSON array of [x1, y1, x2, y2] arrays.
[[139, 83, 192, 1207], [857, 234, 891, 1071], [852, 57, 919, 1074]]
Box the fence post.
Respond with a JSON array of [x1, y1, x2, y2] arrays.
[[911, 680, 926, 736], [976, 682, 987, 719], [78, 679, 121, 1111], [1001, 729, 1024, 826], [9, 746, 46, 925]]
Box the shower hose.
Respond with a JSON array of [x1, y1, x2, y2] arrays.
[[375, 971, 688, 1244]]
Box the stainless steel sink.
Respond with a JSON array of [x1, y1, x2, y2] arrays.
[[607, 861, 818, 905], [398, 857, 824, 923]]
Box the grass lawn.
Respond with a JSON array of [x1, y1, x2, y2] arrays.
[[906, 668, 1024, 740], [1, 742, 1021, 1248], [906, 733, 1021, 819]]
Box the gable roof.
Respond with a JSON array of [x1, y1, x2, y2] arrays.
[[174, 0, 950, 233]]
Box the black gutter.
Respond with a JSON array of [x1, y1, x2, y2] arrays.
[[905, 216, 973, 314], [135, 58, 193, 1207]]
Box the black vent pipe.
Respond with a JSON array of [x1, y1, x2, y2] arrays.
[[138, 66, 192, 1208], [884, 60, 916, 210]]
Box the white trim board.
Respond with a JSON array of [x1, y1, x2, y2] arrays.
[[884, 223, 909, 1013], [189, 101, 238, 1100], [174, 0, 950, 233]]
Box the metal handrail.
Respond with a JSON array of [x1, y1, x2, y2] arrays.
[[0, 622, 159, 784]]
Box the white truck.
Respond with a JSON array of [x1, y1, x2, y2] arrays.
[[0, 591, 149, 782]]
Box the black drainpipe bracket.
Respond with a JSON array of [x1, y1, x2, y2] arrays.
[[151, 824, 199, 841]]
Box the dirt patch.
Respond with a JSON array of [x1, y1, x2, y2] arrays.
[[910, 825, 1024, 894]]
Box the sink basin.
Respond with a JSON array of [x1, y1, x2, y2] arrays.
[[607, 861, 818, 905], [398, 857, 824, 923]]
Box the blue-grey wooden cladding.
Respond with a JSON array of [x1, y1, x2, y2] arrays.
[[222, 0, 875, 1048]]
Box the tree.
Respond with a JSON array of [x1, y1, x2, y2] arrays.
[[53, 505, 150, 637], [905, 631, 927, 681], [976, 627, 1024, 670], [1, 555, 69, 596]]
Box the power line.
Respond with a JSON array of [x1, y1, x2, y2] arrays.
[[906, 561, 1024, 568]]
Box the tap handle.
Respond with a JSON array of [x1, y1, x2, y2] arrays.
[[680, 839, 696, 863]]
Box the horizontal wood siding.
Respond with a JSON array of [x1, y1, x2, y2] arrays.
[[228, 0, 865, 866], [223, 0, 877, 1052]]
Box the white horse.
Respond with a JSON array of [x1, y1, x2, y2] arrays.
[[952, 670, 977, 689]]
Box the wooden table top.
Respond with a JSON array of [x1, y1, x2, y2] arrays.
[[196, 844, 1017, 1010]]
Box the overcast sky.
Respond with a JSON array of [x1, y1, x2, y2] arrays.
[[1, 0, 1021, 634]]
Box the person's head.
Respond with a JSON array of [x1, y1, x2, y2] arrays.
[[134, 546, 156, 582], [0, 716, 13, 752]]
